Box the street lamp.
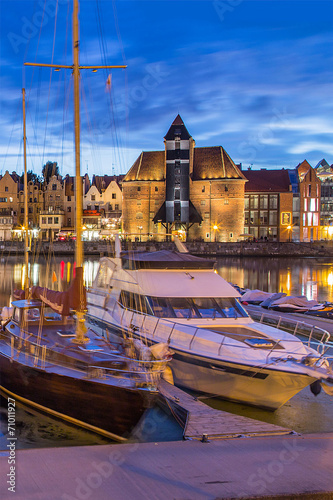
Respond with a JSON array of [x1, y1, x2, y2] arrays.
[[213, 225, 218, 243], [287, 225, 291, 242], [138, 225, 143, 242]]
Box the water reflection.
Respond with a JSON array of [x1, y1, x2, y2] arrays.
[[216, 257, 333, 302]]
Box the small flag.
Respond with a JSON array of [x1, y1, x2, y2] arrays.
[[105, 74, 112, 92], [52, 271, 57, 283]]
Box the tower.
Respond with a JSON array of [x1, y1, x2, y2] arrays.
[[164, 115, 195, 227]]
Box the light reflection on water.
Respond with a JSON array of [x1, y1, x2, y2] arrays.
[[0, 255, 333, 447], [216, 256, 333, 302]]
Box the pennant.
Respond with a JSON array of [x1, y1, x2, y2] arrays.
[[105, 74, 112, 92], [52, 271, 57, 283]]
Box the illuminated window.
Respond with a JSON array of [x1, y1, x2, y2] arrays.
[[251, 195, 258, 209], [310, 198, 316, 212], [313, 213, 319, 226], [260, 195, 268, 209], [269, 211, 277, 225], [308, 213, 312, 226], [269, 195, 277, 209], [304, 199, 307, 211]]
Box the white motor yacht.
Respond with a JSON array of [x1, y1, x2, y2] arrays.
[[87, 241, 333, 410]]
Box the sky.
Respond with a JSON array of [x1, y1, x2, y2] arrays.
[[0, 0, 333, 178]]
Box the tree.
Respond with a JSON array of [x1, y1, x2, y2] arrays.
[[42, 161, 60, 185], [20, 170, 42, 184]]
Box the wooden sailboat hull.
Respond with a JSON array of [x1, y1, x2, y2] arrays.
[[0, 348, 155, 440]]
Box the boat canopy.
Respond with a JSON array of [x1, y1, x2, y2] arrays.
[[121, 250, 214, 270], [132, 269, 240, 298]]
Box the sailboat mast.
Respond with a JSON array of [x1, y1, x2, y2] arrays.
[[22, 88, 29, 298], [73, 0, 83, 270]]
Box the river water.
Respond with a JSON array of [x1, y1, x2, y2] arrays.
[[0, 254, 332, 449]]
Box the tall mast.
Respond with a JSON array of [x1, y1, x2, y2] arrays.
[[22, 88, 29, 298], [73, 0, 83, 270], [24, 0, 126, 342]]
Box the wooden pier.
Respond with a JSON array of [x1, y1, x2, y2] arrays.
[[158, 379, 291, 440]]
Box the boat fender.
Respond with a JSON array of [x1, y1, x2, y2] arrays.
[[310, 380, 322, 396], [1, 306, 13, 322], [321, 381, 333, 396]]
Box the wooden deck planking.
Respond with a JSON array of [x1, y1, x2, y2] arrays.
[[158, 379, 291, 440]]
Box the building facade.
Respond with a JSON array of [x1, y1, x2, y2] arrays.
[[122, 115, 247, 242], [243, 169, 293, 242]]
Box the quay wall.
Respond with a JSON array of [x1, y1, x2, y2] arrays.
[[1, 240, 333, 257]]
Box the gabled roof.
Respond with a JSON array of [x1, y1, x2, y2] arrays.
[[296, 160, 312, 179], [192, 147, 246, 180], [124, 151, 165, 182], [124, 146, 246, 182], [92, 174, 124, 193], [244, 169, 291, 192]]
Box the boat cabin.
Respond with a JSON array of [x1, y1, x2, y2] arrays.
[[10, 300, 67, 326]]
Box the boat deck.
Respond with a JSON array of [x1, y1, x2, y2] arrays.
[[158, 379, 291, 440]]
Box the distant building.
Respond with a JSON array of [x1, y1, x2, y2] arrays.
[[288, 160, 321, 242], [243, 169, 293, 241], [122, 115, 247, 242], [314, 159, 333, 239]]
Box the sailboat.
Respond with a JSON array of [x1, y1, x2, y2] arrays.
[[0, 1, 170, 441]]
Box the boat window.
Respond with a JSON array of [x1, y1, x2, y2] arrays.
[[192, 298, 224, 318], [43, 308, 62, 321], [215, 298, 248, 318], [168, 298, 200, 319], [147, 297, 176, 318], [24, 308, 41, 322], [119, 291, 149, 314], [95, 263, 113, 289], [13, 307, 20, 323]]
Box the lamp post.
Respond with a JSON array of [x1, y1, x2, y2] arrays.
[[138, 225, 143, 242], [287, 225, 291, 242], [213, 225, 218, 243]]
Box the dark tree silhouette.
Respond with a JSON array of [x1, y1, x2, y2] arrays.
[[42, 161, 60, 184], [20, 170, 42, 184]]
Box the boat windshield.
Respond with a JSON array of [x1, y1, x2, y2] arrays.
[[119, 290, 248, 319]]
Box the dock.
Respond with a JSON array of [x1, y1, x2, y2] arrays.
[[1, 433, 333, 499], [158, 379, 291, 440]]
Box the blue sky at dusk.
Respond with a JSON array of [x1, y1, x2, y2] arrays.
[[0, 0, 332, 177]]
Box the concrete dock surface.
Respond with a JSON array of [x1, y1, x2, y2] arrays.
[[1, 433, 333, 500]]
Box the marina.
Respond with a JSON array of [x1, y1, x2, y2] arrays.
[[1, 0, 332, 498]]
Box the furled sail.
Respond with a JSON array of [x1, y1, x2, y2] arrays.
[[13, 267, 86, 316]]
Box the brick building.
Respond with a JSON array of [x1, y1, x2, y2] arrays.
[[243, 169, 293, 242], [122, 115, 247, 242], [289, 160, 321, 241]]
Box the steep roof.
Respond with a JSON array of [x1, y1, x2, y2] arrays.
[[244, 169, 291, 192], [192, 147, 246, 180], [92, 175, 124, 193], [296, 160, 312, 179], [123, 146, 246, 182], [123, 151, 165, 181], [164, 114, 192, 141]]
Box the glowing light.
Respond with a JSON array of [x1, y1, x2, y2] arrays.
[[327, 272, 333, 287]]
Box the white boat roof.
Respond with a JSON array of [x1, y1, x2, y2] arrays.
[[129, 269, 240, 298]]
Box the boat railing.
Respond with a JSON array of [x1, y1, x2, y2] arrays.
[[108, 297, 331, 358], [3, 330, 168, 384], [247, 308, 331, 354]]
